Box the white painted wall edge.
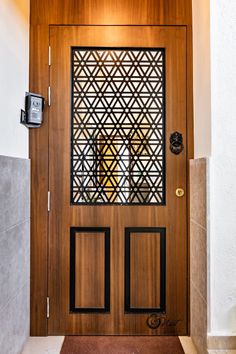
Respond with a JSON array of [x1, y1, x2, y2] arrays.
[[0, 0, 30, 158], [192, 0, 212, 158]]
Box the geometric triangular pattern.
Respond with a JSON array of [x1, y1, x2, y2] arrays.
[[71, 48, 166, 204]]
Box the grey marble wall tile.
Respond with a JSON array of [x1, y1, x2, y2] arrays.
[[190, 221, 207, 302], [0, 155, 30, 232], [190, 158, 207, 229], [191, 281, 208, 354], [208, 351, 236, 354], [208, 336, 236, 350], [0, 155, 30, 354], [0, 221, 30, 313], [190, 158, 208, 354], [0, 283, 29, 354]]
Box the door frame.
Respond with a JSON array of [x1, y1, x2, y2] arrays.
[[29, 24, 193, 336]]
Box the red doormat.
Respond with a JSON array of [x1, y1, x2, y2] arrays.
[[60, 336, 184, 354]]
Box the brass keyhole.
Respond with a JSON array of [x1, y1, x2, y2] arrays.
[[176, 188, 185, 197]]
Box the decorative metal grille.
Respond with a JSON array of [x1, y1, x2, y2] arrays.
[[71, 48, 166, 205]]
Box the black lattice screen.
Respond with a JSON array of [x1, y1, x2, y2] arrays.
[[71, 48, 166, 205]]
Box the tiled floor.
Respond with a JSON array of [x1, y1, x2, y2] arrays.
[[179, 337, 198, 354], [22, 336, 198, 354], [208, 352, 236, 354], [22, 337, 64, 354]]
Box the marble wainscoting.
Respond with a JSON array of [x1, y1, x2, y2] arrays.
[[208, 336, 236, 353], [0, 155, 30, 354], [190, 158, 208, 354]]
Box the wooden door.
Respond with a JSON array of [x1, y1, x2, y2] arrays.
[[48, 26, 187, 335]]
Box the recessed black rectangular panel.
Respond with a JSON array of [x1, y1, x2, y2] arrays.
[[70, 227, 110, 313], [71, 47, 166, 205], [125, 227, 166, 313]]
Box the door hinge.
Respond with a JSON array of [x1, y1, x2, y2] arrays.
[[47, 191, 51, 212], [48, 46, 51, 66], [48, 86, 51, 107], [46, 296, 50, 319]]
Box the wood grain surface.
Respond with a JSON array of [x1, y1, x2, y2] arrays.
[[75, 232, 105, 309], [29, 0, 193, 336], [31, 0, 191, 25], [130, 232, 161, 309], [29, 24, 49, 336], [48, 26, 187, 335]]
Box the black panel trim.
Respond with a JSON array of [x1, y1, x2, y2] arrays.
[[125, 227, 166, 313], [70, 227, 110, 313]]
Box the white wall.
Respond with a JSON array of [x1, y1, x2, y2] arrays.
[[193, 0, 236, 337], [0, 0, 29, 159], [192, 0, 211, 158], [209, 0, 236, 335]]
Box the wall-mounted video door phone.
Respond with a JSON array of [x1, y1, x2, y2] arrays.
[[21, 92, 45, 128]]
